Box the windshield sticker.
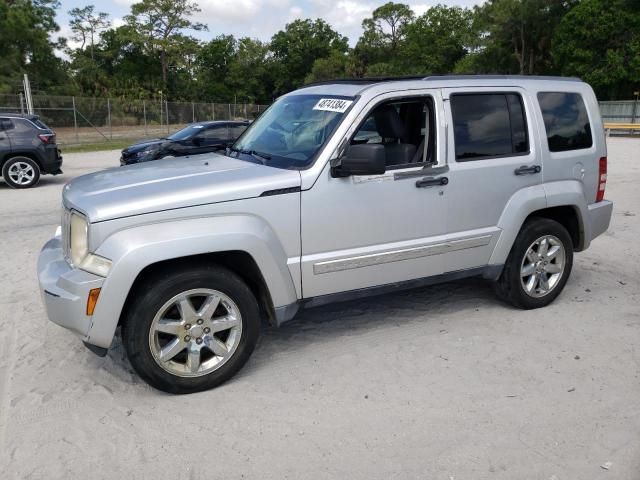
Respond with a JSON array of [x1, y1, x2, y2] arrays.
[[192, 125, 204, 128], [313, 98, 353, 113]]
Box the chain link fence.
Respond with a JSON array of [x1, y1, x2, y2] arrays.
[[0, 94, 269, 146], [2, 94, 638, 145]]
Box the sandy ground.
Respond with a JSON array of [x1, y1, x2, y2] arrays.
[[0, 139, 638, 480]]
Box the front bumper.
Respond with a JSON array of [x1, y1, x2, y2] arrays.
[[587, 200, 613, 242], [38, 234, 104, 343]]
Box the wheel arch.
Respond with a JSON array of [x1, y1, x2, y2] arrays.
[[488, 183, 589, 269], [119, 251, 276, 329], [84, 215, 299, 349], [3, 152, 43, 170]]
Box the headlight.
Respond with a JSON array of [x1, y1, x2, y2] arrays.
[[68, 212, 112, 277]]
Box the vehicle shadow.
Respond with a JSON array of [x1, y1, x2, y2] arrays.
[[0, 175, 68, 190], [239, 276, 504, 378], [99, 276, 506, 391]]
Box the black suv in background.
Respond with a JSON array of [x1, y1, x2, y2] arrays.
[[120, 120, 249, 165], [0, 113, 62, 189]]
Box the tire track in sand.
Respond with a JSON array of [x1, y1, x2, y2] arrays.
[[0, 328, 18, 469]]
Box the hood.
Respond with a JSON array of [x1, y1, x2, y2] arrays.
[[63, 153, 301, 223]]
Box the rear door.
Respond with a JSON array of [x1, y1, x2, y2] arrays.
[[0, 118, 12, 154], [441, 87, 543, 272]]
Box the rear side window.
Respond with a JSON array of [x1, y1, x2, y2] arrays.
[[32, 118, 49, 129], [538, 92, 592, 152], [451, 93, 529, 161], [12, 118, 35, 134]]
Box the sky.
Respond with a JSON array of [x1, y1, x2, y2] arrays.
[[56, 0, 484, 51]]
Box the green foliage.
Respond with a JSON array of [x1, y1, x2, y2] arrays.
[[270, 19, 348, 94], [124, 0, 206, 88], [401, 5, 474, 74], [464, 0, 577, 74], [355, 2, 414, 71], [0, 0, 68, 93], [1, 0, 638, 102], [552, 0, 640, 99]]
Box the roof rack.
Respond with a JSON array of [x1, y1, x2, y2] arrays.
[[303, 74, 582, 88], [422, 74, 582, 82], [304, 75, 429, 87]]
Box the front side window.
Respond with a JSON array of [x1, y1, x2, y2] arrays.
[[538, 92, 592, 152], [451, 93, 529, 161], [350, 97, 436, 168], [197, 125, 229, 141], [230, 94, 354, 169]]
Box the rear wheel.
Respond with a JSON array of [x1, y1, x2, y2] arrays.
[[2, 156, 40, 189], [122, 265, 260, 394], [494, 217, 573, 309]]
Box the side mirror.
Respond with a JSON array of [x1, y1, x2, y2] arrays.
[[192, 136, 204, 146], [331, 144, 386, 177]]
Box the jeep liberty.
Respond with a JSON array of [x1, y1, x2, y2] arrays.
[[38, 76, 613, 393]]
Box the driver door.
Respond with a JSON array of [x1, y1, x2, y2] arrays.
[[300, 91, 448, 299]]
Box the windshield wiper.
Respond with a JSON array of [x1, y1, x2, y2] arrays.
[[228, 147, 271, 164]]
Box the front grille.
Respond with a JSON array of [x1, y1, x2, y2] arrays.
[[61, 208, 71, 260]]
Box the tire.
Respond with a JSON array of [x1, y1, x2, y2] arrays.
[[494, 217, 574, 309], [2, 156, 40, 189], [122, 265, 260, 394]]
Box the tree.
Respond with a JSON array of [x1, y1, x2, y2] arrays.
[[552, 0, 640, 99], [226, 38, 275, 104], [361, 2, 414, 52], [461, 0, 576, 75], [195, 35, 237, 101], [0, 0, 68, 93], [124, 0, 206, 90], [270, 19, 348, 94], [68, 5, 110, 60], [305, 50, 353, 83], [401, 5, 474, 74]]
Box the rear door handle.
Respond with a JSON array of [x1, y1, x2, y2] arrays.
[[514, 165, 541, 176], [416, 176, 448, 188]]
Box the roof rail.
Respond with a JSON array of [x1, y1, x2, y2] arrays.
[[422, 74, 583, 82], [303, 74, 582, 88], [303, 75, 430, 87]]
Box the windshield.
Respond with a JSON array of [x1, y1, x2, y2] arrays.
[[167, 124, 205, 141], [229, 94, 355, 169]]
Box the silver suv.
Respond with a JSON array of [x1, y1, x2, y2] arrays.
[[38, 76, 613, 394]]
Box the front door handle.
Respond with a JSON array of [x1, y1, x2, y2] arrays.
[[416, 176, 448, 188], [514, 165, 541, 176]]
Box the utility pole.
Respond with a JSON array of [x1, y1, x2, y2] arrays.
[[22, 74, 34, 115], [159, 91, 163, 131]]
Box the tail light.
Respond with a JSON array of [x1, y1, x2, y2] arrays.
[[596, 156, 607, 202], [38, 133, 56, 145]]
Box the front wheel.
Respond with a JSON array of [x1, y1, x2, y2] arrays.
[[122, 266, 260, 394], [494, 217, 574, 309]]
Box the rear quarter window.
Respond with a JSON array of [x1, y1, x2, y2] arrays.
[[538, 92, 592, 152]]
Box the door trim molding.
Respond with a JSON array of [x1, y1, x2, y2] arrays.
[[313, 234, 492, 275]]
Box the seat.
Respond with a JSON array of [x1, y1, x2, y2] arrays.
[[373, 105, 416, 166]]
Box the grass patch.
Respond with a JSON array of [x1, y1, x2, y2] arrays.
[[59, 140, 134, 154]]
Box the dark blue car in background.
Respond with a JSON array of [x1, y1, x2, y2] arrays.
[[120, 120, 250, 165]]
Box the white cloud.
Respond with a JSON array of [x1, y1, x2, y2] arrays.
[[199, 0, 262, 22]]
